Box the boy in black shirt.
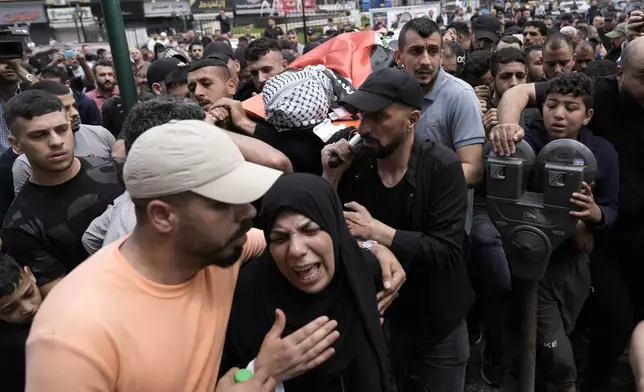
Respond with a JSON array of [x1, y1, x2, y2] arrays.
[[505, 73, 619, 391], [0, 254, 43, 392], [1, 90, 124, 297]]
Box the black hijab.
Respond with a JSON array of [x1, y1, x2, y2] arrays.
[[221, 173, 393, 392]]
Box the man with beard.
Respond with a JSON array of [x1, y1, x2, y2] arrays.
[[25, 120, 283, 392], [322, 67, 473, 392], [11, 81, 115, 195], [2, 90, 124, 298], [394, 17, 484, 245], [489, 34, 644, 392], [523, 20, 548, 46], [188, 58, 236, 110], [189, 41, 204, 61], [86, 60, 118, 113]]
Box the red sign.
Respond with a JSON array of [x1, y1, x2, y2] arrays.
[[2, 9, 40, 23], [275, 0, 315, 13]]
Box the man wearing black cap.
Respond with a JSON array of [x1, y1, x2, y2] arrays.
[[147, 57, 187, 96], [204, 41, 241, 89], [472, 14, 503, 50], [560, 12, 575, 27], [322, 67, 473, 392]]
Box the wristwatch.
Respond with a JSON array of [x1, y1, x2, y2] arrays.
[[361, 240, 377, 251], [25, 73, 36, 83]]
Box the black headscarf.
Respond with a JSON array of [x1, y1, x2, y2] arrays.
[[221, 173, 393, 392]]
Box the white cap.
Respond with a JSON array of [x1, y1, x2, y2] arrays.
[[160, 32, 168, 37], [124, 120, 282, 204]]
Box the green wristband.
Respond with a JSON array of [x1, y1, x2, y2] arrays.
[[234, 369, 254, 383]]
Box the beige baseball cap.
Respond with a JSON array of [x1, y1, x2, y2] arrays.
[[123, 120, 282, 204]]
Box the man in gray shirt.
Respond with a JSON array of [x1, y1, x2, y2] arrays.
[[395, 17, 485, 232], [11, 82, 114, 195]]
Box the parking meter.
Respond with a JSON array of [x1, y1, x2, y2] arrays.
[[485, 139, 597, 280]]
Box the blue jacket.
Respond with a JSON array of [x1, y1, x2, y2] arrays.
[[72, 89, 102, 126]]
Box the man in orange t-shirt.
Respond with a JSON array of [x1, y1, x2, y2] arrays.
[[25, 120, 283, 392]]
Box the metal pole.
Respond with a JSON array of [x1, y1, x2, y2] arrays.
[[80, 14, 87, 42], [518, 278, 538, 392], [73, 16, 81, 43], [100, 0, 138, 113], [301, 0, 308, 43]]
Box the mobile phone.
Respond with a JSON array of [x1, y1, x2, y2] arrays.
[[64, 49, 75, 58]]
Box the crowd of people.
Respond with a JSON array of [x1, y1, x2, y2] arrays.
[[0, 2, 644, 392]]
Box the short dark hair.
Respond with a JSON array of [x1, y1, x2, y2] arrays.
[[524, 21, 547, 36], [399, 17, 441, 50], [287, 30, 296, 35], [28, 80, 71, 96], [92, 59, 114, 74], [461, 49, 493, 86], [238, 36, 249, 45], [164, 67, 189, 90], [576, 25, 589, 39], [517, 16, 528, 27], [544, 32, 573, 52], [123, 97, 206, 153], [4, 90, 64, 135], [524, 44, 543, 57], [448, 21, 469, 38], [490, 47, 526, 77], [188, 41, 203, 52], [584, 59, 617, 77], [39, 66, 70, 83], [0, 253, 23, 298], [545, 72, 594, 109], [187, 58, 231, 80], [246, 37, 281, 62]]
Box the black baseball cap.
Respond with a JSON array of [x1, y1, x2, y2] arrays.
[[472, 14, 502, 42], [162, 47, 190, 63], [204, 41, 236, 62], [147, 57, 186, 88], [339, 68, 423, 112]]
